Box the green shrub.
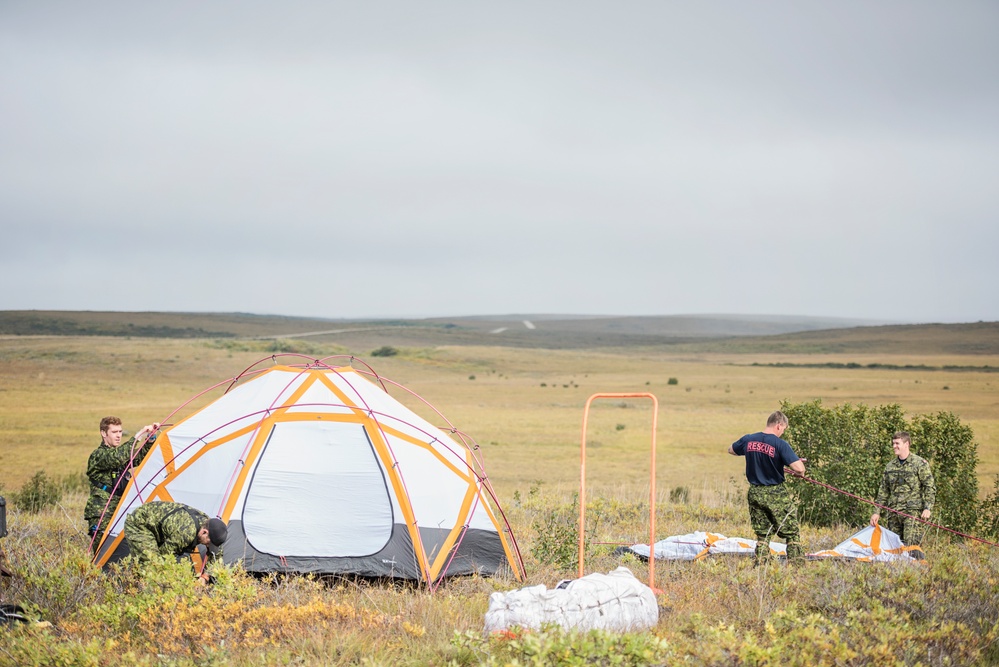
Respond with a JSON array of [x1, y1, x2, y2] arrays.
[[371, 346, 398, 357], [58, 471, 89, 494], [12, 471, 62, 513], [14, 543, 112, 623], [449, 626, 672, 666], [978, 475, 999, 539], [529, 495, 602, 571], [667, 377, 678, 385], [0, 632, 107, 667], [669, 485, 690, 504], [782, 400, 979, 531]]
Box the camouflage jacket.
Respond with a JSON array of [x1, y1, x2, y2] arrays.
[[123, 501, 209, 563], [875, 453, 936, 513], [83, 435, 155, 529]]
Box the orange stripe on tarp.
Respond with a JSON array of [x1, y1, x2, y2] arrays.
[[809, 550, 841, 557], [870, 525, 882, 554]]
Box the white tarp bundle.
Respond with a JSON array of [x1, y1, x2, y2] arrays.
[[808, 525, 921, 562], [626, 531, 787, 561], [484, 567, 659, 633], [623, 525, 920, 563]]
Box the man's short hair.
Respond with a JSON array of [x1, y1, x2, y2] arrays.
[[892, 431, 911, 445], [100, 416, 122, 433], [767, 411, 789, 428]]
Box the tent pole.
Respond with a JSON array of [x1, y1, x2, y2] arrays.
[[579, 393, 662, 594]]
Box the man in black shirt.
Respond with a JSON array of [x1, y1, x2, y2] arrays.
[[729, 411, 806, 563]]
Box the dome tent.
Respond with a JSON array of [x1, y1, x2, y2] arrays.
[[93, 355, 524, 584]]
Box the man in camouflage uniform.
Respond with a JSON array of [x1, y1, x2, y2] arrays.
[[84, 416, 160, 547], [729, 411, 806, 563], [124, 501, 228, 582], [870, 431, 936, 555]]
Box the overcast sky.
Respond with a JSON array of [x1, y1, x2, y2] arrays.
[[1, 2, 996, 322]]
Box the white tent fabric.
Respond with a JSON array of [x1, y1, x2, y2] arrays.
[[93, 363, 522, 581], [241, 420, 393, 556], [483, 567, 659, 633]]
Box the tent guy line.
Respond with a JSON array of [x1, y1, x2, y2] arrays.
[[597, 469, 999, 552], [787, 469, 999, 549]]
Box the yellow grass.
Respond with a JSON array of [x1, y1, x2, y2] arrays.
[[1, 336, 997, 503]]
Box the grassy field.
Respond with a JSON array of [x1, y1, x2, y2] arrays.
[[1, 323, 998, 665], [3, 487, 996, 666], [1, 333, 997, 500]]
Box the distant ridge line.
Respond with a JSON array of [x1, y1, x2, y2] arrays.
[[0, 311, 995, 355]]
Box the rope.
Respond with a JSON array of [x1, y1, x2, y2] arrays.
[[786, 470, 999, 549], [599, 472, 999, 551], [87, 430, 157, 554]]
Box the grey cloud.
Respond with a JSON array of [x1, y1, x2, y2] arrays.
[[1, 1, 996, 320]]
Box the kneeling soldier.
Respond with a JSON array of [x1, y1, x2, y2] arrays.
[[124, 501, 227, 583]]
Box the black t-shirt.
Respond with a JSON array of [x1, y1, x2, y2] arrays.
[[731, 432, 800, 486]]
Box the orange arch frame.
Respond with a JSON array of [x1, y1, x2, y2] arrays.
[[578, 392, 661, 592]]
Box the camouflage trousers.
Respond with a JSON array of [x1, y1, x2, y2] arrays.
[[84, 490, 118, 549], [882, 510, 927, 547], [747, 484, 802, 562]]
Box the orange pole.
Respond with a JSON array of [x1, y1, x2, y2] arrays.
[[579, 393, 660, 593]]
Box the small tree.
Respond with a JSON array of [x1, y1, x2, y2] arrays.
[[908, 411, 979, 533], [782, 400, 978, 533], [13, 470, 62, 513]]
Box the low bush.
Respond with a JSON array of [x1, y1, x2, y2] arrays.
[[530, 495, 584, 570], [669, 486, 690, 504], [448, 626, 672, 666], [979, 474, 999, 539], [12, 471, 62, 514]]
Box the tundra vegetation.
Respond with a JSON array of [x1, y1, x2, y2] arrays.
[[1, 319, 998, 665]]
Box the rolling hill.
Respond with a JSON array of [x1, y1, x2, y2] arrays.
[[0, 310, 996, 355]]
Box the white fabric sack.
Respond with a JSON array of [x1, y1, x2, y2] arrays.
[[484, 567, 659, 633], [628, 532, 787, 560]]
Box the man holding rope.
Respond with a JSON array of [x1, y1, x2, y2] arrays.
[[729, 410, 806, 564], [84, 416, 160, 548], [870, 431, 936, 557]]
